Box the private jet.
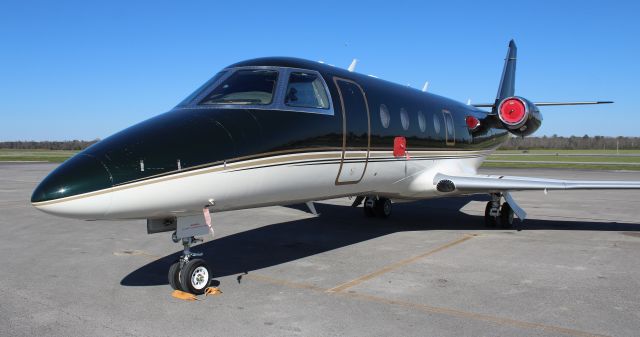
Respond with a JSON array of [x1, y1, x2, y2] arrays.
[[32, 40, 640, 294]]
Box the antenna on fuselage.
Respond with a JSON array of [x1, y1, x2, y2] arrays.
[[348, 59, 358, 72], [467, 98, 471, 105], [422, 81, 429, 92]]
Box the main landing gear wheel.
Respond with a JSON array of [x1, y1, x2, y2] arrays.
[[484, 201, 497, 227], [364, 197, 392, 218], [168, 261, 182, 291], [363, 197, 375, 217], [484, 194, 516, 229], [374, 198, 392, 218], [500, 202, 514, 229], [179, 259, 211, 295]]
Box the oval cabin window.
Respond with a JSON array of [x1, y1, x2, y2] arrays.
[[417, 111, 426, 132], [433, 114, 441, 134], [400, 108, 409, 130], [380, 104, 390, 128]]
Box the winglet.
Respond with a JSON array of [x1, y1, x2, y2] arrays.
[[496, 40, 517, 103]]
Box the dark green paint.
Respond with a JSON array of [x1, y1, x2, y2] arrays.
[[32, 57, 511, 203]]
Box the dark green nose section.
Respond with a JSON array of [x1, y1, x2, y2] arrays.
[[31, 154, 113, 203]]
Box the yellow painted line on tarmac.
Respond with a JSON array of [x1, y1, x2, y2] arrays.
[[245, 272, 608, 337], [336, 291, 608, 337], [326, 234, 477, 293], [112, 250, 161, 260]]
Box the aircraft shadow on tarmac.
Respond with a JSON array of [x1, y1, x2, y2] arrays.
[[121, 195, 640, 287]]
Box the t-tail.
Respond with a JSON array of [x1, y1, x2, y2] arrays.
[[473, 40, 612, 137], [495, 39, 517, 104]]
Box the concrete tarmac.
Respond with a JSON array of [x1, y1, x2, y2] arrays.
[[1, 163, 639, 337]]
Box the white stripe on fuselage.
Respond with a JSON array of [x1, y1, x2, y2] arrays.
[[33, 150, 492, 220]]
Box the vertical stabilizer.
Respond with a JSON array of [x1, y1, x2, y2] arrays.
[[495, 40, 517, 103]]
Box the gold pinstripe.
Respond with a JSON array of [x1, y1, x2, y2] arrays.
[[32, 149, 493, 206]]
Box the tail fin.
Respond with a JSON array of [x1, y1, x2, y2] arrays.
[[495, 39, 517, 104]]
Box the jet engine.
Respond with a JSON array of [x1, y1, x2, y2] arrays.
[[496, 96, 542, 137]]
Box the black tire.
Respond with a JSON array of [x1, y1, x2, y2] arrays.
[[364, 205, 375, 217], [363, 197, 375, 217], [168, 261, 182, 291], [374, 198, 392, 218], [484, 201, 497, 227], [179, 259, 211, 295], [500, 202, 514, 229]]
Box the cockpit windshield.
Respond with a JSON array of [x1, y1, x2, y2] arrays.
[[199, 69, 279, 105], [177, 71, 227, 107]]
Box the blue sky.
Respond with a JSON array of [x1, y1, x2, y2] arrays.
[[1, 0, 638, 140]]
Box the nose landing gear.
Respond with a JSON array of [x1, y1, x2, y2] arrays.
[[168, 236, 212, 295], [167, 210, 215, 295]]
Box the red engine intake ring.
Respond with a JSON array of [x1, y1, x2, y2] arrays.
[[498, 97, 528, 127]]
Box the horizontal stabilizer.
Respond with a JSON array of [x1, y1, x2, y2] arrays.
[[530, 101, 613, 106], [472, 101, 613, 108]]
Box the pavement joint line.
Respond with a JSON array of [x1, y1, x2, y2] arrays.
[[326, 234, 477, 293], [244, 273, 327, 291], [244, 272, 608, 337]]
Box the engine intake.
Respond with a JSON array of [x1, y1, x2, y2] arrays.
[[496, 96, 542, 137]]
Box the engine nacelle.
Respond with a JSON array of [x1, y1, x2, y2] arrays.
[[496, 96, 542, 137]]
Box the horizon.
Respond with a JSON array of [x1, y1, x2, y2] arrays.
[[3, 135, 640, 143], [1, 1, 639, 140]]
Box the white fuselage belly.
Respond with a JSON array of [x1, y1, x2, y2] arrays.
[[34, 150, 490, 220]]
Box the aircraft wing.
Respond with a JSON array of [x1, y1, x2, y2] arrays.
[[434, 173, 640, 193]]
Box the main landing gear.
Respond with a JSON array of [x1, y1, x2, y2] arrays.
[[168, 235, 212, 295], [484, 193, 515, 228], [363, 196, 392, 218]]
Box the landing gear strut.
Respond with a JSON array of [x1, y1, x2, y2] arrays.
[[168, 236, 211, 294], [484, 193, 515, 229], [364, 196, 392, 218]]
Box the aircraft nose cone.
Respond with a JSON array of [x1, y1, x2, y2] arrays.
[[31, 154, 113, 204]]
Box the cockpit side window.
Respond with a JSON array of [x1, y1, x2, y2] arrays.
[[199, 69, 278, 105], [284, 72, 330, 109]]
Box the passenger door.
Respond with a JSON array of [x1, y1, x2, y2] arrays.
[[443, 110, 455, 146], [333, 78, 370, 185]]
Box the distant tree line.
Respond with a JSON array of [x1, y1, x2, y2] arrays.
[[0, 140, 99, 150], [501, 135, 640, 150], [1, 135, 639, 151]]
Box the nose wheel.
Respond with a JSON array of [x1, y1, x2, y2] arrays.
[[168, 236, 212, 295], [180, 259, 211, 294]]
